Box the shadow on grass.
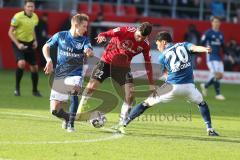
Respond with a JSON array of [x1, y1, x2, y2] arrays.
[[126, 130, 240, 144]]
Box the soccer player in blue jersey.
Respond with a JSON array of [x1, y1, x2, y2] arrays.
[[42, 13, 93, 132], [200, 16, 225, 100], [118, 31, 219, 136]]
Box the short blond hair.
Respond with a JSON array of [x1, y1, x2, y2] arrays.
[[71, 13, 89, 24]]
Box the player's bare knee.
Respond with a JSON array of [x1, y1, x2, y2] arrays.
[[17, 60, 26, 68], [215, 73, 223, 80], [30, 65, 38, 72]]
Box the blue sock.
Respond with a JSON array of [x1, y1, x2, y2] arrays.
[[124, 103, 149, 126], [213, 79, 221, 95], [198, 101, 212, 129], [205, 77, 215, 88], [69, 95, 79, 125]]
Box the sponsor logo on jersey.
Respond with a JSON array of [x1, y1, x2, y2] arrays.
[[76, 43, 83, 49]]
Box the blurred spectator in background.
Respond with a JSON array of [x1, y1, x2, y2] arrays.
[[211, 0, 226, 20], [184, 24, 201, 69], [224, 40, 239, 71], [60, 9, 77, 31], [233, 5, 240, 23], [35, 13, 49, 67], [177, 0, 192, 19], [91, 12, 108, 46], [3, 0, 20, 7]]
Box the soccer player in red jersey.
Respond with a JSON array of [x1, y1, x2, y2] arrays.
[[76, 22, 155, 125]]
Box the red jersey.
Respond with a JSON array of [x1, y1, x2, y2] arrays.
[[98, 26, 154, 84]]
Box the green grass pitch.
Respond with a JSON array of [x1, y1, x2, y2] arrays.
[[0, 69, 240, 160]]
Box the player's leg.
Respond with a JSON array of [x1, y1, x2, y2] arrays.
[[67, 95, 79, 132], [113, 69, 134, 124], [29, 65, 42, 97], [50, 89, 70, 129], [123, 83, 174, 127], [27, 47, 42, 97], [201, 61, 216, 96], [15, 60, 26, 96], [76, 61, 109, 119], [213, 61, 225, 100], [119, 82, 134, 124], [12, 43, 25, 96], [76, 79, 101, 118], [64, 76, 82, 132], [50, 100, 69, 122], [187, 84, 219, 136]]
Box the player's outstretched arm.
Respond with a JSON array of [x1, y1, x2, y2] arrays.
[[42, 43, 53, 74], [190, 45, 212, 54]]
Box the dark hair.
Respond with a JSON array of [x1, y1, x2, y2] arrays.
[[24, 0, 35, 5], [139, 22, 152, 36], [155, 31, 173, 43], [210, 16, 221, 22], [71, 13, 89, 24]]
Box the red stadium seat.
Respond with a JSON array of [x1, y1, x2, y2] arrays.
[[103, 3, 115, 16], [92, 3, 101, 15], [125, 5, 138, 16], [116, 5, 126, 16], [78, 3, 88, 13]]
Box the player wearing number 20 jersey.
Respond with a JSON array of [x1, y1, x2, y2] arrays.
[[120, 31, 219, 136], [158, 42, 193, 84]]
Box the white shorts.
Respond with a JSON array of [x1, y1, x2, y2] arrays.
[[207, 61, 224, 74], [50, 76, 83, 102], [144, 83, 203, 106]]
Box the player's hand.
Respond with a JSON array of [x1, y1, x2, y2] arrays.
[[95, 36, 106, 44], [32, 40, 38, 49], [44, 59, 53, 74], [17, 43, 28, 50], [84, 48, 94, 57], [206, 46, 212, 54]]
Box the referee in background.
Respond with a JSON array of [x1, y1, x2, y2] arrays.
[[8, 0, 42, 97]]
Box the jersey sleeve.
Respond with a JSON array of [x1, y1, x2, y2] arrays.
[[184, 42, 193, 52], [10, 14, 19, 27], [46, 32, 59, 48], [200, 31, 208, 45], [98, 26, 128, 37], [83, 37, 93, 52], [34, 13, 39, 26]]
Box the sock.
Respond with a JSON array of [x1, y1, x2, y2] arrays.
[[68, 95, 79, 126], [213, 79, 221, 95], [204, 77, 215, 88], [31, 72, 39, 92], [69, 95, 79, 113], [52, 108, 69, 121], [124, 103, 149, 126], [120, 102, 132, 121], [16, 68, 24, 90], [69, 113, 76, 127], [198, 101, 212, 129]]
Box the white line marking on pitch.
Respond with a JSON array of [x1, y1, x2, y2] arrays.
[[0, 112, 124, 145]]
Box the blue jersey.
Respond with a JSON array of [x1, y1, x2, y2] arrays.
[[47, 31, 92, 78], [201, 29, 224, 61], [158, 42, 194, 84]]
